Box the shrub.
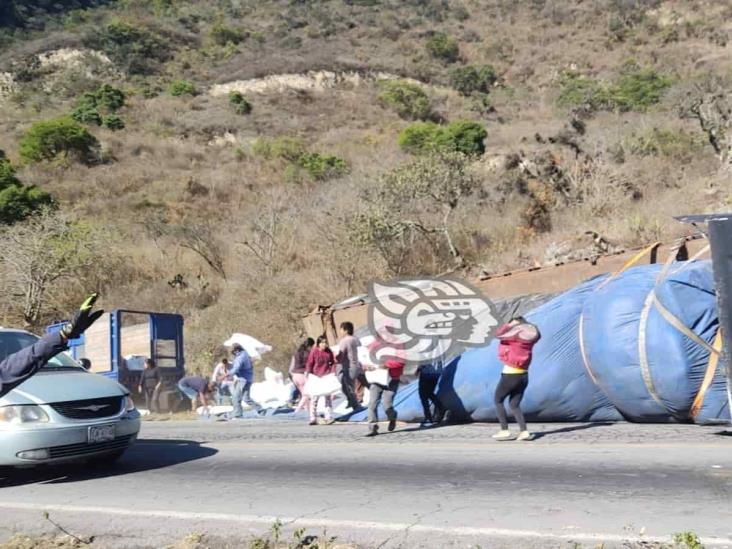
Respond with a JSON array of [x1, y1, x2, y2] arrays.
[[210, 23, 246, 45], [19, 118, 99, 164], [169, 80, 197, 97], [84, 20, 171, 75], [557, 64, 672, 113], [398, 121, 487, 155], [397, 121, 442, 154], [449, 65, 497, 95], [606, 62, 672, 112], [269, 137, 307, 162], [0, 150, 54, 224], [556, 71, 608, 111], [377, 79, 433, 120], [625, 128, 703, 159], [228, 91, 252, 115], [71, 83, 126, 127], [103, 114, 125, 130], [297, 153, 349, 181], [438, 120, 487, 155], [425, 32, 459, 63], [71, 104, 103, 125]]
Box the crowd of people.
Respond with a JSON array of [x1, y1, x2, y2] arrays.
[[167, 316, 541, 440]]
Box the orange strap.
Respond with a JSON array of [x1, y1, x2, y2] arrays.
[[596, 241, 661, 291], [690, 330, 723, 420]]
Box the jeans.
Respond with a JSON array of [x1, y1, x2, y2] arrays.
[[367, 379, 399, 424], [178, 381, 198, 402], [231, 378, 260, 417]]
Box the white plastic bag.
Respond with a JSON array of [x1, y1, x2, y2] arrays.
[[365, 368, 390, 387], [304, 373, 341, 397], [223, 333, 272, 360]]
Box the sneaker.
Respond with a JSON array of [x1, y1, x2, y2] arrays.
[[516, 430, 534, 441], [420, 420, 434, 428], [492, 429, 514, 440], [366, 424, 379, 437], [309, 419, 317, 426], [257, 409, 267, 416], [388, 418, 397, 432]]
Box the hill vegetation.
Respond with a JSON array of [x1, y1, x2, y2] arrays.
[[0, 0, 730, 374]]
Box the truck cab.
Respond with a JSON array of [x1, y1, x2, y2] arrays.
[[48, 310, 185, 412]]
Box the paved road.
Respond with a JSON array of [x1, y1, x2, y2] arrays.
[[1, 420, 731, 548]]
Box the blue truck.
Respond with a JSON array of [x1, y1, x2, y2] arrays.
[[48, 309, 185, 411]]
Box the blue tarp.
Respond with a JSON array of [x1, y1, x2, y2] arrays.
[[350, 260, 730, 425]]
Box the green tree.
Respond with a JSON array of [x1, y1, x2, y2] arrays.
[[0, 150, 54, 225], [19, 118, 100, 164], [426, 32, 459, 63], [449, 65, 497, 95], [377, 80, 433, 120], [351, 151, 479, 271], [228, 91, 252, 115], [84, 20, 171, 75], [169, 79, 197, 97], [398, 121, 487, 155]]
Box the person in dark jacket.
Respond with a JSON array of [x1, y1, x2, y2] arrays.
[[493, 316, 541, 441], [138, 358, 162, 413], [417, 361, 443, 427], [0, 293, 104, 399]]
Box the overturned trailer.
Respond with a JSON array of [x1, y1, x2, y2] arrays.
[[305, 232, 732, 424]]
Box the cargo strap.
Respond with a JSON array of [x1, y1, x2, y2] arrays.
[[690, 330, 723, 420], [638, 290, 668, 412], [578, 314, 599, 385], [596, 241, 661, 291]]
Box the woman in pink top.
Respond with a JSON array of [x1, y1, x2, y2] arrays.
[[305, 335, 336, 425], [493, 316, 540, 441]]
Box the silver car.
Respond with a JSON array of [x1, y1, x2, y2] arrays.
[[0, 328, 140, 467]]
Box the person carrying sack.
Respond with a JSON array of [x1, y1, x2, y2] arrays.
[[305, 336, 337, 425], [492, 316, 541, 441]]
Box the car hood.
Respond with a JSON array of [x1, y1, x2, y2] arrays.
[[0, 370, 127, 405]]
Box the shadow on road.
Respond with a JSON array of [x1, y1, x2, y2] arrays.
[[0, 439, 217, 488], [530, 422, 613, 440]]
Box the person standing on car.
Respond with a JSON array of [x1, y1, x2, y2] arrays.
[[305, 335, 336, 425], [228, 343, 263, 418], [336, 322, 366, 411], [0, 293, 104, 398], [493, 316, 541, 441], [138, 358, 162, 413], [178, 375, 216, 412]]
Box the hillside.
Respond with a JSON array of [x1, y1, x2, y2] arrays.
[[0, 0, 730, 373]]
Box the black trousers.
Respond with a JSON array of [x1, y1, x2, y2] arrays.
[[418, 375, 442, 422], [494, 373, 528, 431], [143, 385, 160, 413]]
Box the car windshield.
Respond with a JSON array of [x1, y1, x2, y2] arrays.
[[0, 332, 81, 370]]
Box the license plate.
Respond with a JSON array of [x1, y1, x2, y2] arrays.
[[88, 424, 115, 443]]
